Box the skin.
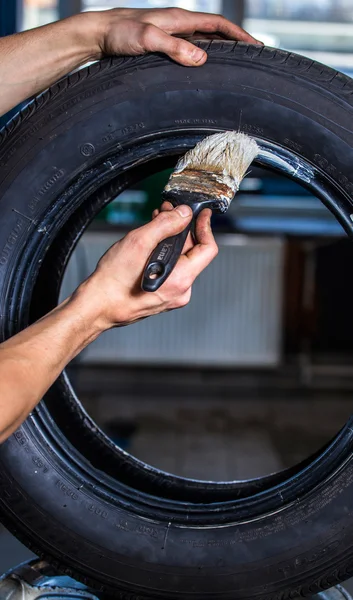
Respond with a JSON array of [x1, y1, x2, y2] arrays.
[[0, 8, 261, 443]]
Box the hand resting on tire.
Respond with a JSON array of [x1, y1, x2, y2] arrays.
[[98, 7, 261, 67], [0, 7, 261, 117]]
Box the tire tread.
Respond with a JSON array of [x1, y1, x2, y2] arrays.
[[1, 41, 353, 153]]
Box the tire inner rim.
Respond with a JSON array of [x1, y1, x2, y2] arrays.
[[12, 130, 353, 523]]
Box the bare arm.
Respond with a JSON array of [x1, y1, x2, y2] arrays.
[[0, 206, 218, 443], [0, 15, 97, 117], [0, 295, 101, 442], [0, 6, 259, 441], [0, 7, 260, 117]]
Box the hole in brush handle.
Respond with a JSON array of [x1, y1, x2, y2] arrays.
[[141, 262, 167, 292], [146, 262, 165, 280]]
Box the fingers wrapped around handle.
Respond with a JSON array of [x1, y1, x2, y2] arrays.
[[141, 223, 192, 292]]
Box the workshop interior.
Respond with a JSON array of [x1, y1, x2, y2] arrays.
[[1, 0, 353, 598]]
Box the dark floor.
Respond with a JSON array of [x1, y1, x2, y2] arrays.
[[78, 372, 353, 479]]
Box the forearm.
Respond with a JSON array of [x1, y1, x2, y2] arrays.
[[0, 7, 259, 118], [0, 12, 102, 117], [0, 282, 104, 443]]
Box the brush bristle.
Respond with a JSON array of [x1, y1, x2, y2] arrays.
[[174, 131, 258, 190]]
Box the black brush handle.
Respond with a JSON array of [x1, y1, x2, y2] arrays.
[[141, 222, 192, 292], [141, 191, 221, 293]]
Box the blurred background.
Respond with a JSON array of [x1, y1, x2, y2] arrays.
[[1, 0, 353, 583]]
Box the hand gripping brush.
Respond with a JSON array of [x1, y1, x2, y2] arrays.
[[142, 131, 259, 292]]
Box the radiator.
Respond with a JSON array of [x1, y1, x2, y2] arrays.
[[61, 233, 284, 367]]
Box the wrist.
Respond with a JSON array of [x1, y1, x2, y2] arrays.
[[67, 279, 109, 338], [63, 12, 102, 67], [67, 11, 106, 63], [70, 273, 123, 334]]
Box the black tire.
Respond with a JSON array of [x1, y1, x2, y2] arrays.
[[1, 42, 353, 599]]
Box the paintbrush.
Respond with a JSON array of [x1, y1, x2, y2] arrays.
[[141, 131, 259, 292]]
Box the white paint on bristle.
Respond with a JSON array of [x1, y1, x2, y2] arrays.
[[174, 131, 259, 194]]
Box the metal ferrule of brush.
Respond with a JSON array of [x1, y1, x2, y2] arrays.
[[164, 168, 236, 214]]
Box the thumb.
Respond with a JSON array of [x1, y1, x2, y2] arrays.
[[164, 37, 207, 66], [143, 25, 207, 66], [141, 205, 193, 251]]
